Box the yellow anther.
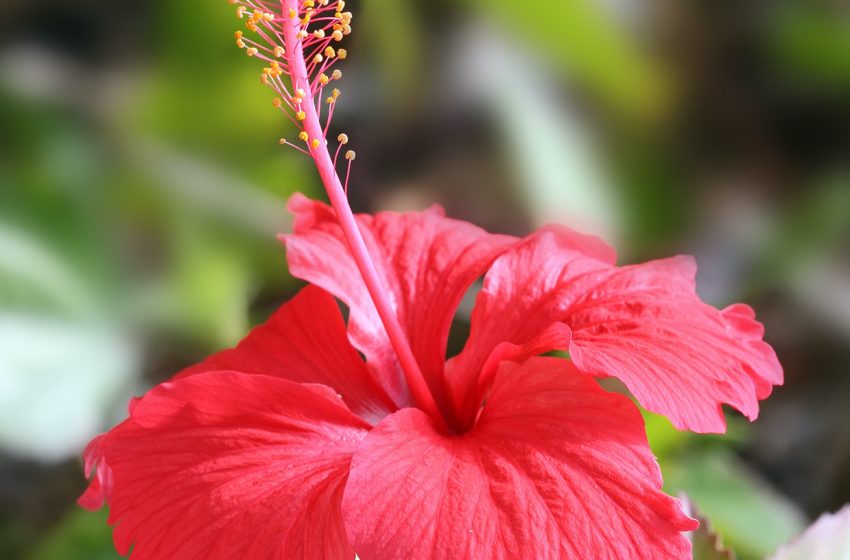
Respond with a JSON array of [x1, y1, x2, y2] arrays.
[[311, 138, 321, 149], [296, 88, 306, 99], [313, 54, 324, 64], [345, 150, 356, 161], [288, 8, 297, 18], [236, 39, 246, 48], [313, 30, 326, 40], [273, 97, 283, 108], [296, 111, 307, 121], [337, 49, 347, 60], [319, 73, 330, 86], [324, 47, 336, 58], [299, 131, 309, 142], [234, 31, 243, 40], [331, 70, 342, 80], [260, 74, 269, 84], [246, 47, 258, 57], [297, 30, 308, 40], [332, 88, 341, 98], [237, 6, 246, 18], [332, 30, 344, 41], [279, 138, 287, 145], [274, 46, 285, 58], [337, 133, 349, 144]]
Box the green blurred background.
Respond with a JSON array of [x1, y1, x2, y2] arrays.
[[1, 0, 848, 558]]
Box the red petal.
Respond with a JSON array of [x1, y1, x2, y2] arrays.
[[178, 285, 395, 424], [78, 434, 112, 511], [97, 372, 368, 559], [342, 358, 696, 559], [538, 223, 618, 264], [450, 232, 782, 432], [284, 194, 515, 410]]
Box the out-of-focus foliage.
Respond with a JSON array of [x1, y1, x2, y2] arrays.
[[647, 412, 806, 559], [466, 0, 667, 118], [665, 448, 805, 559], [27, 509, 118, 560], [768, 3, 850, 89], [687, 499, 736, 560], [450, 28, 621, 242]]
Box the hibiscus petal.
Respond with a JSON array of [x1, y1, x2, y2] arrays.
[[538, 223, 618, 264], [94, 372, 368, 560], [178, 285, 395, 424], [284, 193, 515, 410], [450, 232, 782, 433], [78, 434, 111, 511], [342, 358, 697, 560]]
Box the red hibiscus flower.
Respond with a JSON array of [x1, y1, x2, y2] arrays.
[[79, 1, 783, 558]]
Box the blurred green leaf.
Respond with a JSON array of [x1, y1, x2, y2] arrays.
[[0, 222, 136, 463], [615, 141, 692, 255], [693, 523, 736, 560], [361, 0, 425, 108], [140, 229, 251, 348], [0, 314, 137, 461], [756, 176, 850, 286], [769, 505, 850, 560], [665, 449, 806, 560], [646, 412, 750, 466], [129, 140, 295, 237], [463, 30, 620, 241], [131, 68, 282, 158], [643, 411, 688, 461], [173, 245, 250, 347], [0, 223, 99, 317], [468, 0, 668, 118], [769, 3, 850, 88], [28, 508, 119, 560], [0, 519, 31, 560]]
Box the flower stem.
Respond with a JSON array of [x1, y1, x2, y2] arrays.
[[281, 6, 448, 432]]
